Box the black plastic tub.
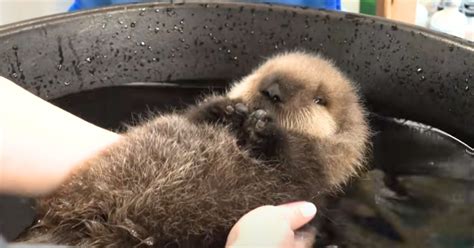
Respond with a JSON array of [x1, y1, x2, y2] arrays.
[[0, 2, 473, 247]]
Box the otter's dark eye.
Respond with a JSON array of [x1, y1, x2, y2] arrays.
[[314, 97, 327, 106]]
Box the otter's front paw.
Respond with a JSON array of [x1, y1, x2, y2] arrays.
[[188, 97, 249, 129], [242, 109, 284, 160], [210, 100, 248, 129], [244, 109, 275, 137]]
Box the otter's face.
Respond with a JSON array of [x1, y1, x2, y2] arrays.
[[228, 52, 361, 138]]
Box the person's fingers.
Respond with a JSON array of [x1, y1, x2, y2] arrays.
[[293, 225, 317, 248], [294, 236, 315, 248], [226, 202, 317, 247], [226, 205, 292, 247], [279, 201, 317, 230]]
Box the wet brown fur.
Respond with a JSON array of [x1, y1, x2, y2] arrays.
[[17, 51, 370, 247]]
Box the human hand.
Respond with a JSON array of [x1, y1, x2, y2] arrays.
[[226, 201, 317, 248]]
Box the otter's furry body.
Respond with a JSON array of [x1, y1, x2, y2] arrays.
[[18, 52, 370, 247]]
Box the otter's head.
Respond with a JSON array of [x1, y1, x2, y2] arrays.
[[227, 51, 366, 139], [227, 51, 369, 191]]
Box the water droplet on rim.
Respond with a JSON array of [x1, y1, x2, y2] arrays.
[[85, 57, 92, 63], [139, 41, 146, 46], [416, 67, 423, 73]]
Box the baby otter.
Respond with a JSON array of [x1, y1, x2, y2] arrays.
[[17, 51, 370, 247]]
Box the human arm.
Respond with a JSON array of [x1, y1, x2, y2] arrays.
[[0, 76, 120, 196]]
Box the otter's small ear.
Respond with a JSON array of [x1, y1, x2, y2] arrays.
[[313, 97, 327, 106]]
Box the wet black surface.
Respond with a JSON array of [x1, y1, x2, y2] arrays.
[[0, 196, 35, 242], [1, 85, 472, 247], [0, 2, 473, 145], [318, 116, 474, 247]]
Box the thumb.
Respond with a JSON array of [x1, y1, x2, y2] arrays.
[[278, 201, 317, 230]]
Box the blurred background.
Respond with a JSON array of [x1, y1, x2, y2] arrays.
[[0, 0, 472, 40]]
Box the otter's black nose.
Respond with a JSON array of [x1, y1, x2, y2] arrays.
[[261, 83, 282, 103]]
